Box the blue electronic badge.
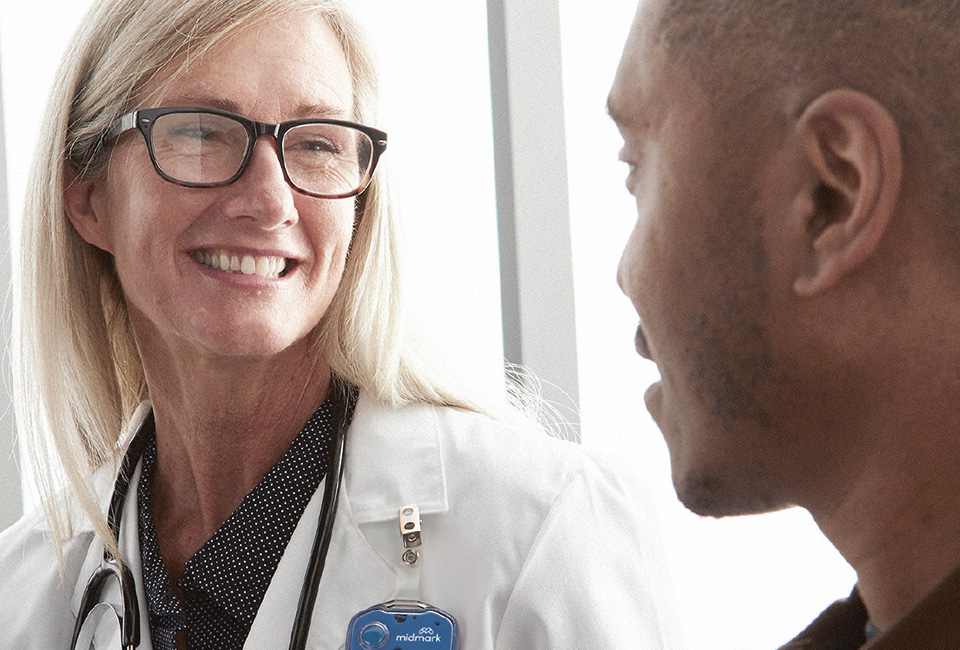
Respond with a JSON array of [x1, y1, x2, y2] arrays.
[[345, 604, 459, 650]]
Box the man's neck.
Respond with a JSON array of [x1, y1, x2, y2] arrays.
[[811, 423, 960, 631]]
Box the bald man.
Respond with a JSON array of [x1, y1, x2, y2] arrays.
[[609, 1, 960, 648]]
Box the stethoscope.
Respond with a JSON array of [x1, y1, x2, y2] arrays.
[[70, 383, 355, 650]]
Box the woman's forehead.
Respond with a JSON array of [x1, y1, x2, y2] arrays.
[[137, 13, 355, 119]]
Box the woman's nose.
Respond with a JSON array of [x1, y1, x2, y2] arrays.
[[220, 135, 298, 228]]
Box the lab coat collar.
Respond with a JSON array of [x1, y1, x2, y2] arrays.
[[342, 392, 450, 522], [247, 393, 453, 647], [70, 393, 450, 529]]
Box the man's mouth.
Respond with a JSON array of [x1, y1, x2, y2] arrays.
[[635, 323, 654, 361], [193, 249, 290, 279]]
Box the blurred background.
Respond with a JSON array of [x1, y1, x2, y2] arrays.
[[0, 0, 855, 647]]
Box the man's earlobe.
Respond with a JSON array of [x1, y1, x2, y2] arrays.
[[792, 89, 902, 297], [63, 166, 113, 253]]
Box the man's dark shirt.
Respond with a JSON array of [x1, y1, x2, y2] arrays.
[[136, 391, 352, 650], [780, 566, 960, 649]]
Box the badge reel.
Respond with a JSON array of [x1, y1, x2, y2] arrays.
[[345, 505, 459, 650]]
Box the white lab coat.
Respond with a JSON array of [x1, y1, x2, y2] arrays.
[[0, 394, 681, 649]]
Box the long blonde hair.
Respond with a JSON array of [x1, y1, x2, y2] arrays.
[[16, 0, 479, 561]]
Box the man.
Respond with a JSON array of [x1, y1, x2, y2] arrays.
[[609, 0, 960, 648]]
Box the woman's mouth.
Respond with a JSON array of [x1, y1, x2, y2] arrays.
[[193, 249, 289, 279]]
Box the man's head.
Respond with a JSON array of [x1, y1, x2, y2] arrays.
[[610, 0, 960, 518]]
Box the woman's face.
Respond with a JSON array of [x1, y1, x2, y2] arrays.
[[72, 14, 357, 362]]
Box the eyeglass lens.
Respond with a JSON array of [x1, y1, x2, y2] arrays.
[[150, 112, 373, 196]]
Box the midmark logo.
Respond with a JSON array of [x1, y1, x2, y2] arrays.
[[395, 626, 442, 643]]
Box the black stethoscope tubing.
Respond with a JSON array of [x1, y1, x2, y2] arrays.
[[70, 383, 352, 650]]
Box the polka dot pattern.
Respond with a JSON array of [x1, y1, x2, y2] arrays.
[[136, 389, 355, 650]]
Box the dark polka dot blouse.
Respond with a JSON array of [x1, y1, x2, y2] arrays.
[[136, 389, 355, 650]]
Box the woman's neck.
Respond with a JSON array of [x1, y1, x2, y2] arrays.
[[137, 334, 331, 573]]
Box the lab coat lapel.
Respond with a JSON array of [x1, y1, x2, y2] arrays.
[[245, 394, 450, 649], [243, 476, 394, 649]]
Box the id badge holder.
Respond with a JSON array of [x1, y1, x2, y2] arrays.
[[345, 505, 460, 650]]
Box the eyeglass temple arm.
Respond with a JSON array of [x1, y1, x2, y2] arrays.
[[106, 112, 139, 140]]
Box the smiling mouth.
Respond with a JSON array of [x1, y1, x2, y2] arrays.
[[193, 249, 290, 279]]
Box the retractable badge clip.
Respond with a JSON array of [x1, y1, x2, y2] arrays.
[[344, 505, 460, 650]]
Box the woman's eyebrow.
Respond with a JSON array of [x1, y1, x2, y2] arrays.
[[292, 102, 351, 120], [157, 96, 351, 120]]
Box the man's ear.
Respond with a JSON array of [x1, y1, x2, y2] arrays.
[[792, 89, 902, 296], [63, 166, 113, 253]]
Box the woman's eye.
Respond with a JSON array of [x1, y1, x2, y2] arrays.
[[290, 138, 341, 154], [169, 126, 220, 142]]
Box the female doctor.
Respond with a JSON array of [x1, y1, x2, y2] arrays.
[[0, 0, 680, 648]]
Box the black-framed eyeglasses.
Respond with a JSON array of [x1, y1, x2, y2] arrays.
[[107, 106, 388, 199]]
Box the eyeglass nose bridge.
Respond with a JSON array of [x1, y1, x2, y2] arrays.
[[236, 120, 293, 186]]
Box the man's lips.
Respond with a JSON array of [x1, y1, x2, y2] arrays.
[[634, 323, 654, 361]]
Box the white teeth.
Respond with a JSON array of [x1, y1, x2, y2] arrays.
[[240, 255, 255, 274], [195, 249, 288, 278]]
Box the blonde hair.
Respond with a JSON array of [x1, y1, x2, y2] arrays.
[[16, 0, 480, 561]]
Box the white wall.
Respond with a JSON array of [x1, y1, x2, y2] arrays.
[[0, 34, 19, 531], [348, 0, 506, 397]]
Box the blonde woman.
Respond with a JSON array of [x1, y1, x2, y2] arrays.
[[0, 0, 678, 648]]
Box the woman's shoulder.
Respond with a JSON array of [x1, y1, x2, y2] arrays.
[[432, 402, 600, 476], [0, 509, 96, 645], [0, 506, 61, 566], [352, 395, 624, 508], [0, 460, 115, 595], [0, 505, 97, 579]]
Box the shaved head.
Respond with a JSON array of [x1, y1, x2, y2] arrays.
[[611, 0, 960, 517], [643, 0, 960, 252]]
